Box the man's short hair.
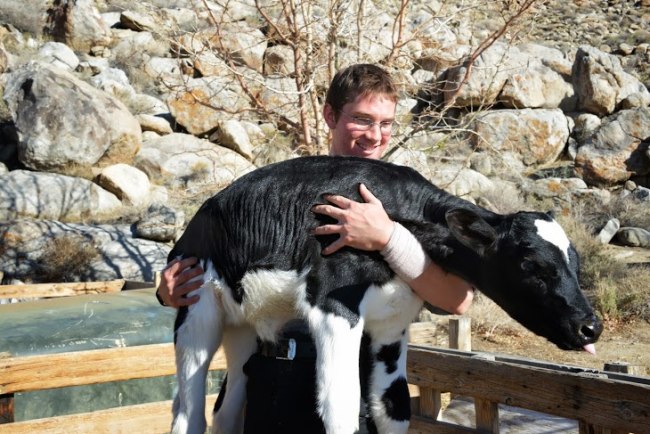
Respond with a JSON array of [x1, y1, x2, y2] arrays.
[[325, 64, 397, 117]]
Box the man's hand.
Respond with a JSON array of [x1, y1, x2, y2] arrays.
[[311, 183, 394, 255], [156, 257, 204, 308]]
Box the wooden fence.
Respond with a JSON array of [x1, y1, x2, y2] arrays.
[[1, 283, 649, 433]]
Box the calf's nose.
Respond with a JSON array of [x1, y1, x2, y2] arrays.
[[579, 315, 603, 344]]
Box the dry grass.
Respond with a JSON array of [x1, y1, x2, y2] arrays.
[[556, 202, 650, 324], [36, 235, 100, 282]]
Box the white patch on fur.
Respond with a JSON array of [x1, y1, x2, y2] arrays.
[[535, 219, 570, 264], [361, 278, 422, 336], [238, 268, 308, 341], [308, 308, 364, 434]]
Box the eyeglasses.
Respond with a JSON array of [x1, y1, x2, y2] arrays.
[[339, 110, 396, 134]]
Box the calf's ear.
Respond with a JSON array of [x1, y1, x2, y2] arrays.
[[445, 209, 497, 257]]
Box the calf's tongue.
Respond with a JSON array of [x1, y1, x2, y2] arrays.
[[583, 343, 596, 355]]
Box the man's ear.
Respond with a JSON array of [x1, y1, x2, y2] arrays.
[[323, 104, 337, 129]]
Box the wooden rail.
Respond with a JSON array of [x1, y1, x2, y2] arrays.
[[0, 280, 139, 299], [1, 341, 649, 433]]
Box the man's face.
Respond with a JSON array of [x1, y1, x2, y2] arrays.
[[324, 93, 396, 160]]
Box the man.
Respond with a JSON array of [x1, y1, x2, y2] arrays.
[[157, 64, 474, 432]]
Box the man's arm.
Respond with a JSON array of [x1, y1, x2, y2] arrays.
[[310, 184, 474, 315]]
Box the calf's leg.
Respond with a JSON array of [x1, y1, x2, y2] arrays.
[[172, 264, 223, 434], [308, 307, 364, 434], [211, 325, 257, 434], [364, 331, 410, 434]]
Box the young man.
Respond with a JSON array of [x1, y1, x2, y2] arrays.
[[157, 64, 474, 432]]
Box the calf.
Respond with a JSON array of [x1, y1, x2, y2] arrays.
[[169, 156, 602, 434]]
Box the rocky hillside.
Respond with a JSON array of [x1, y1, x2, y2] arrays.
[[0, 0, 648, 286]]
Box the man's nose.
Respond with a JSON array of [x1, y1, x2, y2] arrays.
[[365, 122, 383, 140]]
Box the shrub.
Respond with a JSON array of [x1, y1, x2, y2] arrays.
[[37, 234, 100, 282]]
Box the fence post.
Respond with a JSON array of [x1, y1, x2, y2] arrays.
[[0, 393, 14, 424], [448, 317, 471, 351], [603, 362, 645, 376], [417, 387, 443, 421]]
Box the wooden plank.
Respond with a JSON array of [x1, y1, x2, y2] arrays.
[[0, 280, 126, 299], [0, 344, 226, 395], [122, 280, 155, 290], [407, 346, 650, 433], [578, 422, 630, 434], [408, 416, 479, 433], [0, 394, 219, 433]]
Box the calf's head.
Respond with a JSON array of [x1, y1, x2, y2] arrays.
[[445, 209, 602, 353]]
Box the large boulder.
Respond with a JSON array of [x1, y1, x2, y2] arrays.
[[470, 108, 570, 166], [3, 62, 142, 174], [575, 107, 650, 186], [134, 133, 255, 191], [573, 45, 650, 116], [0, 170, 123, 221]]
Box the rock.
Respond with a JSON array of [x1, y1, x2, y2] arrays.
[[264, 44, 295, 75], [120, 10, 161, 33], [0, 170, 122, 221], [499, 43, 575, 110], [210, 119, 254, 160], [35, 42, 79, 71], [134, 132, 255, 191], [96, 163, 152, 207], [219, 22, 267, 72], [572, 113, 601, 142], [524, 177, 588, 199], [470, 108, 570, 166], [573, 45, 650, 116], [597, 218, 620, 244], [615, 227, 650, 248], [469, 153, 493, 176], [632, 186, 650, 201], [618, 43, 634, 55], [444, 42, 516, 107], [3, 62, 142, 174], [136, 114, 174, 135], [134, 204, 185, 242], [59, 0, 112, 52], [429, 165, 495, 200], [386, 148, 431, 179], [575, 107, 650, 186], [88, 67, 137, 106], [259, 77, 301, 126], [166, 77, 252, 135]]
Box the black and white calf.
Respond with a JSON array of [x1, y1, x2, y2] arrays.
[[169, 156, 602, 434]]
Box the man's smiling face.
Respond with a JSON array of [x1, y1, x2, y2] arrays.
[[325, 93, 396, 160]]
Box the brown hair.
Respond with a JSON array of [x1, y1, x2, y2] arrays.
[[325, 64, 397, 118]]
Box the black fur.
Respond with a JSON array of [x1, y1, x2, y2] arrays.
[[171, 155, 600, 351]]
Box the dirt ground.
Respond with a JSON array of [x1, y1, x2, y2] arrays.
[[413, 312, 650, 377], [471, 320, 650, 376]]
